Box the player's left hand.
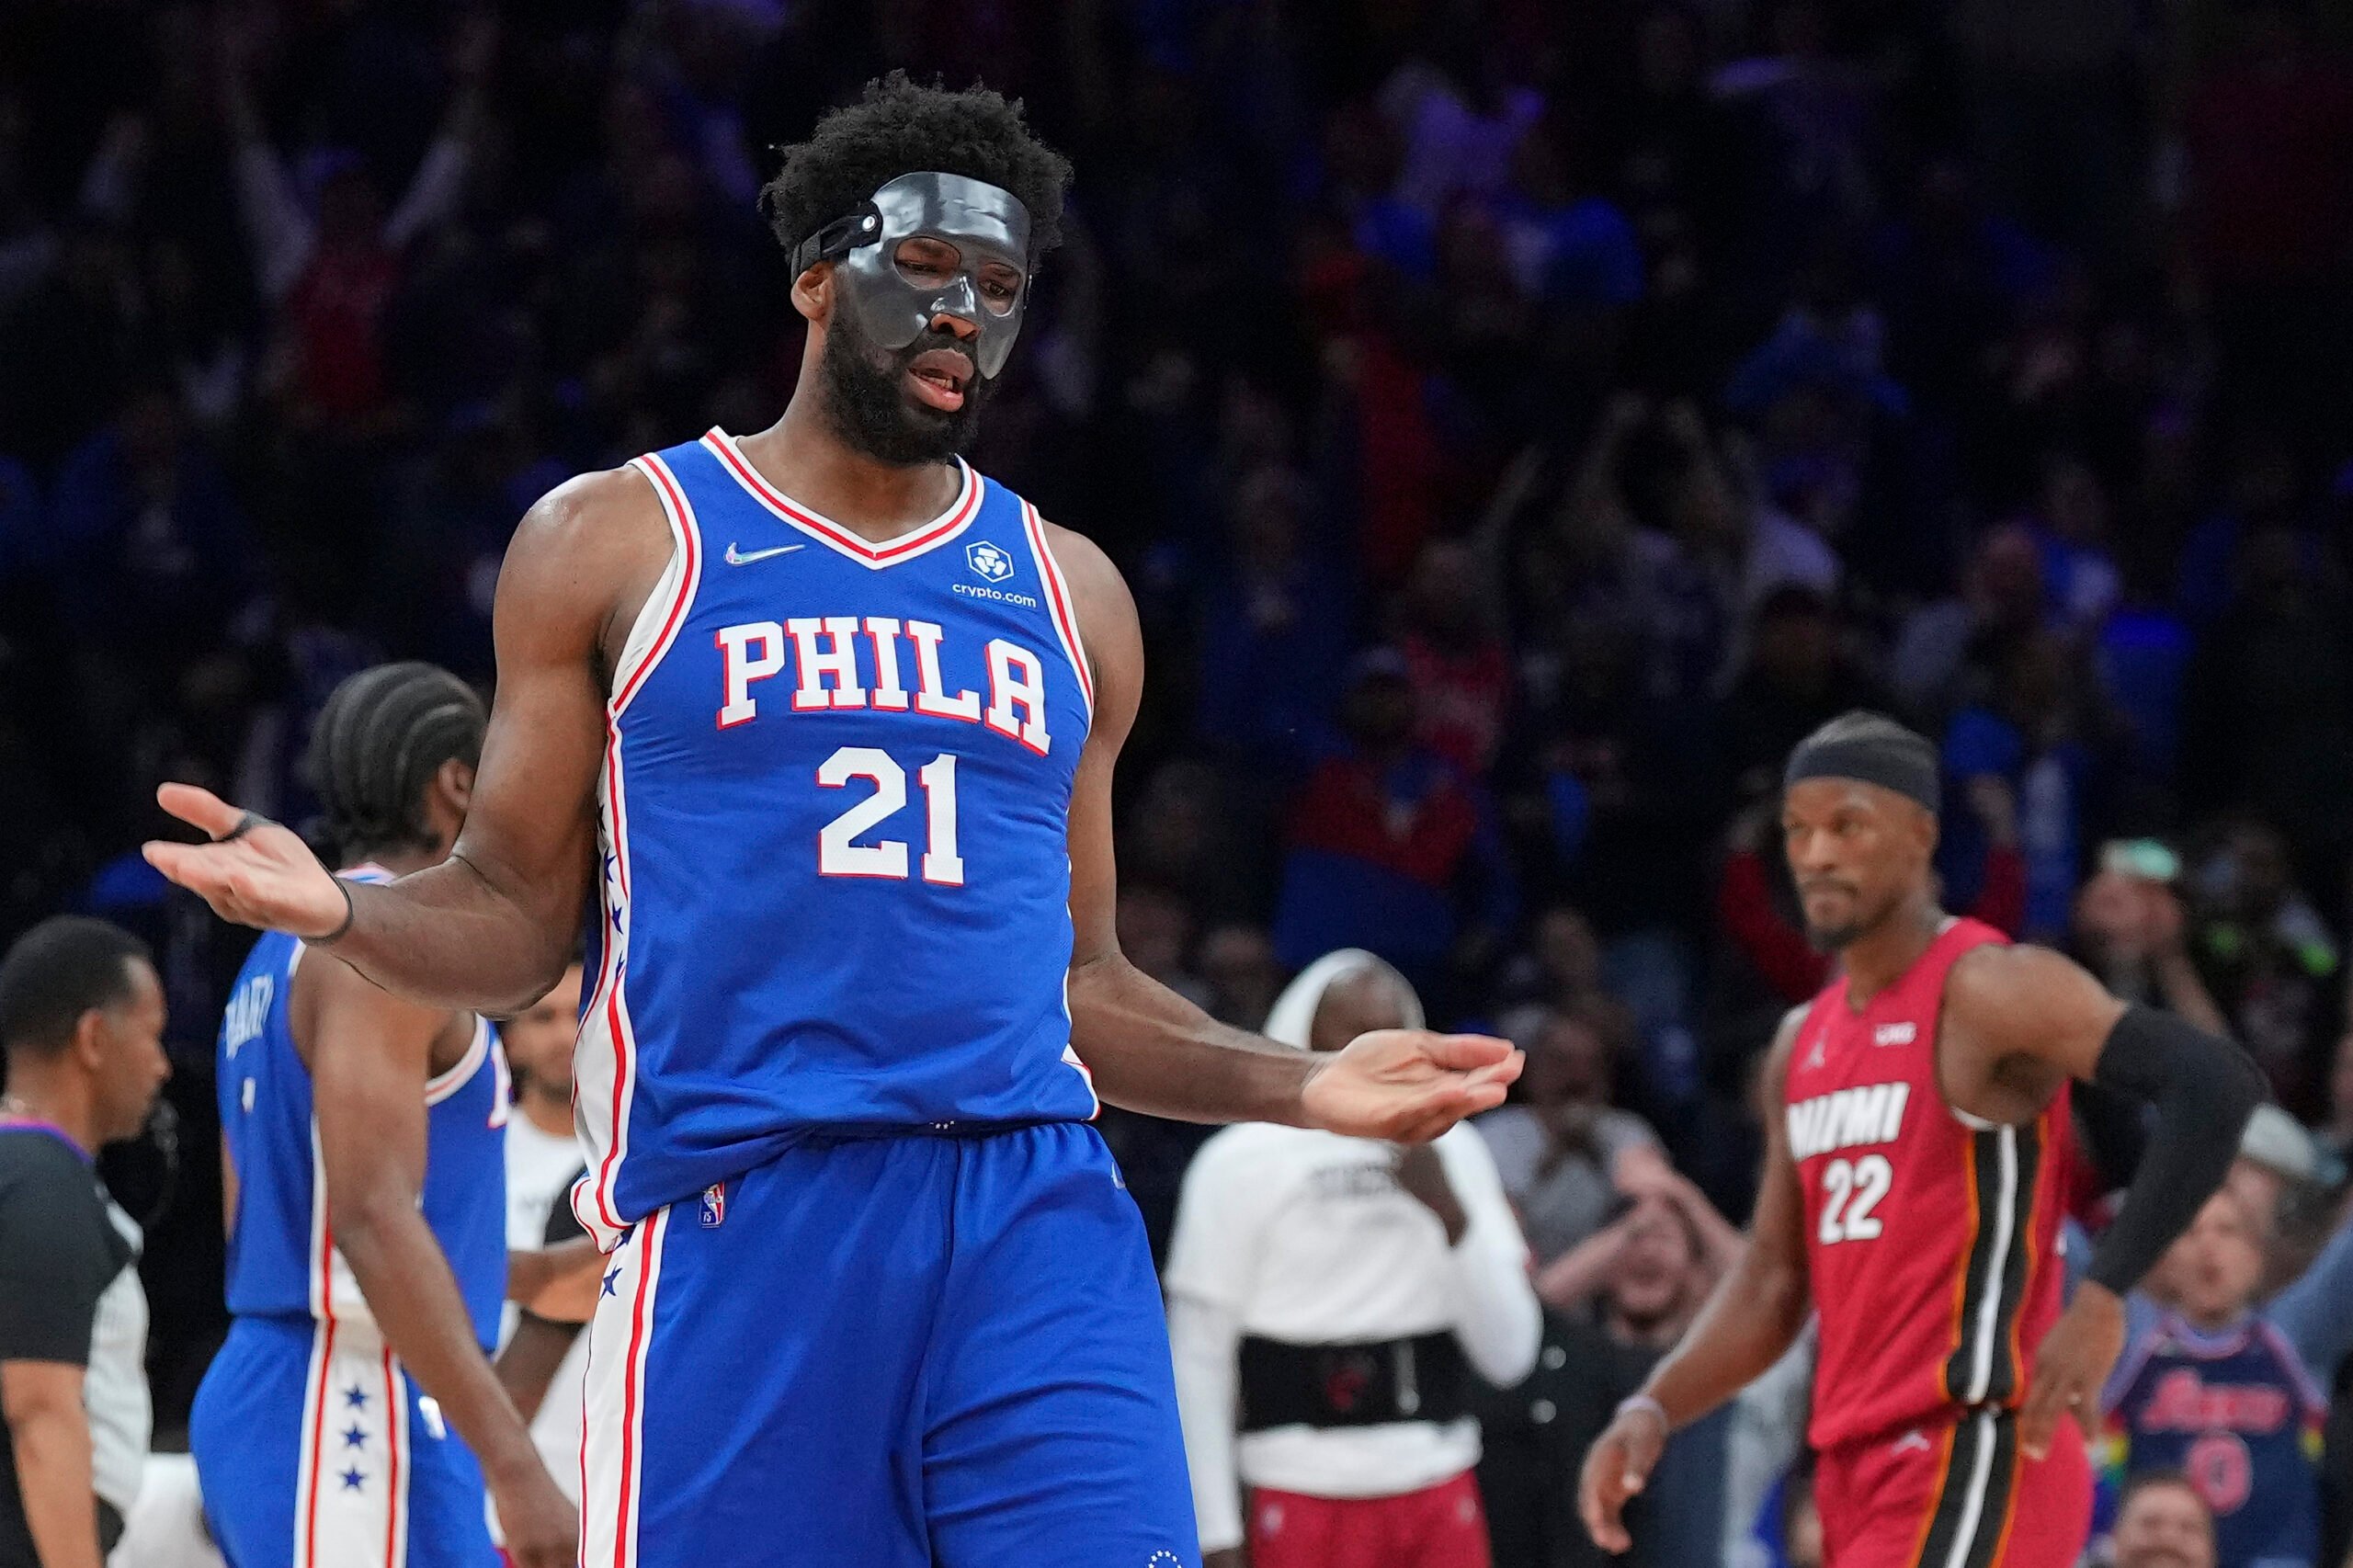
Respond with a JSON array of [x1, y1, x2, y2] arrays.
[[2018, 1280, 2126, 1460], [1302, 1029, 1522, 1143]]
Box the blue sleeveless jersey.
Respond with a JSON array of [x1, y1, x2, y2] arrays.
[[216, 868, 510, 1350], [2100, 1312, 2328, 1568], [571, 430, 1097, 1246]]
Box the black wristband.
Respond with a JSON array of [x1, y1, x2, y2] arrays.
[[314, 877, 357, 945], [2083, 1005, 2266, 1295]]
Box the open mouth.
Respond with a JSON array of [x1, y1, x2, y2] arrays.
[[905, 347, 974, 412]]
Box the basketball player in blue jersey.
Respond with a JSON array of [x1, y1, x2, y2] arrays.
[[191, 665, 579, 1568], [146, 76, 1522, 1568]]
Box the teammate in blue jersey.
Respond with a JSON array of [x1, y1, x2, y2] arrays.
[[191, 665, 579, 1568], [146, 76, 1523, 1568]]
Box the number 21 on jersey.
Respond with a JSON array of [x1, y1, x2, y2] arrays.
[[816, 745, 963, 885]]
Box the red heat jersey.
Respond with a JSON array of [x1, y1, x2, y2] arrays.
[[1788, 918, 2075, 1450]]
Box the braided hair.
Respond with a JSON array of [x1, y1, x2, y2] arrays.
[[305, 663, 487, 863]]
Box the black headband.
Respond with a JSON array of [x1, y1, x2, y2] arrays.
[[1783, 731, 1939, 815]]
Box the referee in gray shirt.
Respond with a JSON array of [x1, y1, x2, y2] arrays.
[[0, 917, 171, 1568]]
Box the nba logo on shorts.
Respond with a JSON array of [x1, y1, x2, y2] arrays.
[[699, 1182, 727, 1228]]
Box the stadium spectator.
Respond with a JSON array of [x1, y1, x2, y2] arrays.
[[222, 11, 494, 425], [1715, 583, 1888, 806], [2180, 532, 2353, 914], [44, 381, 255, 682], [1476, 1165, 1739, 1568], [1888, 522, 2047, 728], [1939, 629, 2096, 939], [2184, 819, 2342, 1117], [1478, 1004, 1661, 1264], [1273, 649, 1510, 988], [1197, 925, 1283, 1034], [2024, 450, 2124, 638], [2108, 1472, 2220, 1568], [2071, 856, 2231, 1037], [1193, 463, 1351, 779], [1529, 1143, 1744, 1312], [1118, 883, 1212, 1010], [2100, 1187, 2353, 1568], [1400, 538, 1512, 779]]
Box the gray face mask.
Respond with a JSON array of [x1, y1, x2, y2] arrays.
[[791, 172, 1034, 380]]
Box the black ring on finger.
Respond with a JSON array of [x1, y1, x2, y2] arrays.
[[221, 811, 273, 843]]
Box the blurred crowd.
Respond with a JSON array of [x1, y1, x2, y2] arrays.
[[5, 0, 2353, 1562]]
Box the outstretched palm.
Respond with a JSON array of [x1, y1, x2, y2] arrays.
[[1300, 1029, 1523, 1143], [142, 783, 351, 938]]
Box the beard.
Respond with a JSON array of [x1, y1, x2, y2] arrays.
[[1804, 916, 1864, 954], [818, 306, 996, 466], [1797, 881, 1910, 950], [1802, 884, 1898, 953]]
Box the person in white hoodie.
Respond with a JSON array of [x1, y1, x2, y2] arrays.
[[1166, 949, 1542, 1568]]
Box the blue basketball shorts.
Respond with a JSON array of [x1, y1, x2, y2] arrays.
[[192, 1313, 497, 1568], [574, 1120, 1199, 1567]]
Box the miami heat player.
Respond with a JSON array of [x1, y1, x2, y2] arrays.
[[1579, 713, 2264, 1568]]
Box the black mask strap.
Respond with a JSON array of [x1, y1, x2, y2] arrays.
[[790, 203, 881, 278]]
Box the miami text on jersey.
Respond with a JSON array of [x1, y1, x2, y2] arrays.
[[1787, 1081, 1912, 1161]]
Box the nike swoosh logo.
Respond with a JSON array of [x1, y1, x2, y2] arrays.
[[724, 541, 804, 565]]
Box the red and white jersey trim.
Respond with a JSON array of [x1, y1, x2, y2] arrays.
[[290, 1320, 415, 1568], [1018, 500, 1094, 720], [574, 454, 704, 1249], [612, 457, 705, 718], [422, 1016, 494, 1107], [582, 1206, 669, 1568], [699, 428, 980, 569]]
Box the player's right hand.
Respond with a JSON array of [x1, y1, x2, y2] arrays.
[[142, 783, 352, 938], [491, 1461, 579, 1568], [1577, 1405, 1666, 1554]]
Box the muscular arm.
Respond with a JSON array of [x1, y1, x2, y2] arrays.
[[1578, 1012, 1811, 1553], [301, 956, 551, 1501], [1942, 942, 2266, 1453], [1637, 1012, 1813, 1426], [1942, 943, 2264, 1298], [3, 1361, 102, 1568], [1051, 526, 1518, 1139], [146, 470, 671, 1014], [1055, 538, 1311, 1123]]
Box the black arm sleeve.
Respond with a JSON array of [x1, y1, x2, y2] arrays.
[[2083, 1005, 2267, 1295], [542, 1166, 588, 1246], [0, 1148, 118, 1365], [2070, 1079, 2148, 1194]]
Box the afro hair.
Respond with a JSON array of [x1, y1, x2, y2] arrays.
[[758, 73, 1073, 267]]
